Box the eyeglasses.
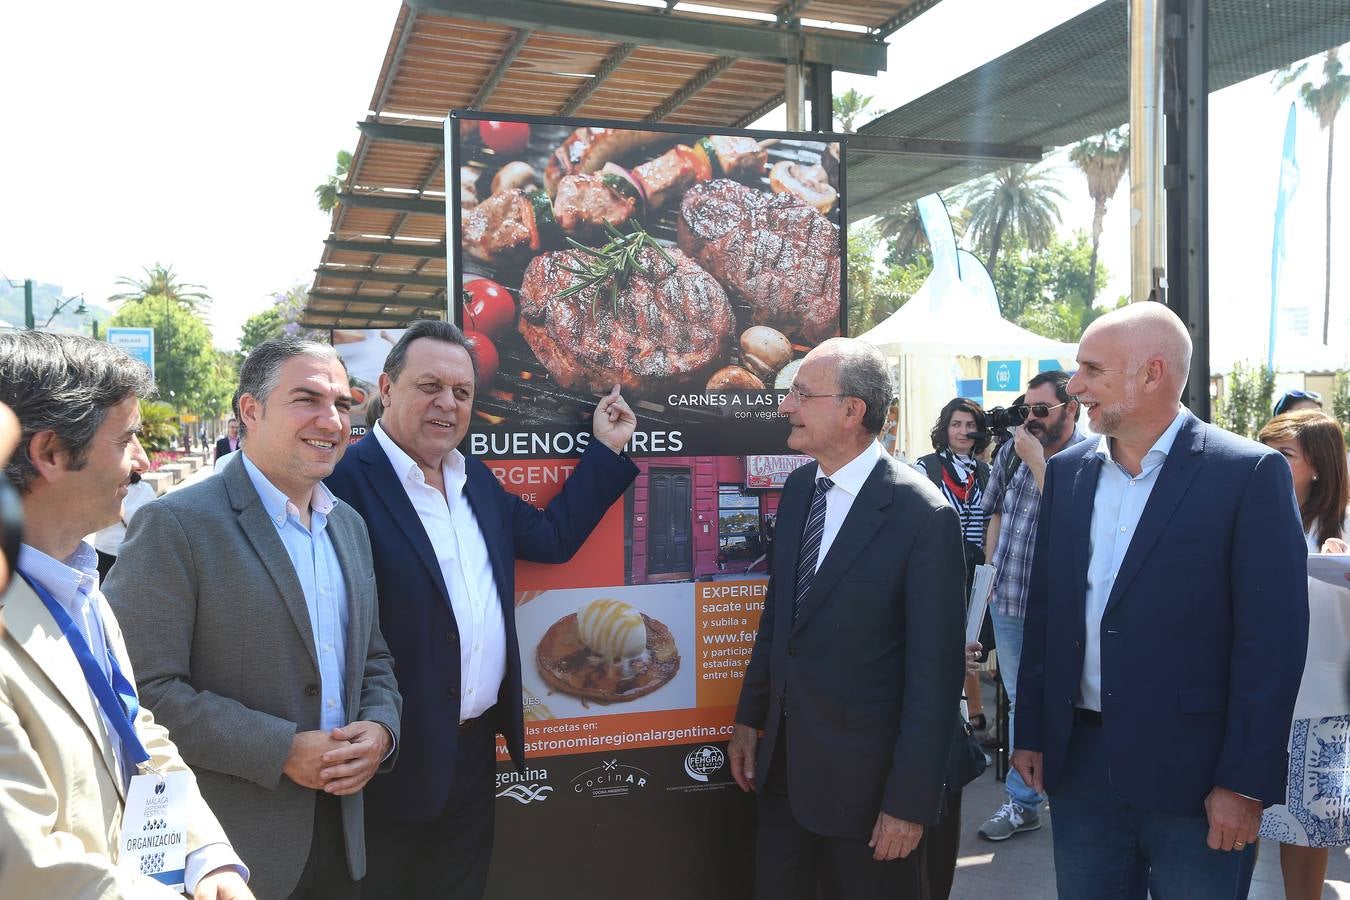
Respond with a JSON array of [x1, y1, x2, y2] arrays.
[[785, 384, 851, 402], [1013, 401, 1069, 419]]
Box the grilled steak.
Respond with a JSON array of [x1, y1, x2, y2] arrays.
[[677, 179, 841, 344], [518, 245, 734, 395]]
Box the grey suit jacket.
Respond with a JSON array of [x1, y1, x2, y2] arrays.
[[106, 455, 401, 898]]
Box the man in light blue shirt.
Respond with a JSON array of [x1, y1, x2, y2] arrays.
[[0, 330, 252, 899], [1012, 303, 1307, 899], [108, 338, 401, 900]]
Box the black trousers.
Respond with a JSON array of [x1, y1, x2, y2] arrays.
[[754, 727, 921, 900], [289, 792, 358, 900], [362, 714, 497, 900]]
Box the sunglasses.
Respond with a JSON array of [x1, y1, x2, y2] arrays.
[[1273, 390, 1323, 416], [1013, 401, 1069, 419]]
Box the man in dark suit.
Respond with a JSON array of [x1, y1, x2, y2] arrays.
[[1012, 302, 1309, 898], [214, 417, 239, 462], [729, 338, 966, 899], [324, 320, 638, 899]]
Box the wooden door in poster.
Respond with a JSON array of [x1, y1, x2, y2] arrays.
[[647, 467, 692, 579]]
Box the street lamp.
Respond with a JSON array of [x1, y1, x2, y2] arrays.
[[40, 294, 88, 329]]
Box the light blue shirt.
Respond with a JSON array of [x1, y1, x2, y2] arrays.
[[17, 542, 247, 891], [1080, 409, 1188, 711], [241, 454, 349, 731]]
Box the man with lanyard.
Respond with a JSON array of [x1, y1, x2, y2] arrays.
[[0, 331, 252, 898], [977, 369, 1083, 842]]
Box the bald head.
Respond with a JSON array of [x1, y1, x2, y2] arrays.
[[1082, 302, 1192, 400]]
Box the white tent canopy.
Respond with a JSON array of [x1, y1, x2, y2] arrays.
[[857, 196, 1077, 460]]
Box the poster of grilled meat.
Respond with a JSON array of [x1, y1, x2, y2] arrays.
[[448, 112, 846, 460]]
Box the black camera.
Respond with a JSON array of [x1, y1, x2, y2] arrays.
[[986, 404, 1027, 437]]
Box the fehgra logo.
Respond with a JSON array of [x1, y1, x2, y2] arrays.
[[495, 767, 553, 804], [571, 758, 651, 798], [683, 745, 726, 783]]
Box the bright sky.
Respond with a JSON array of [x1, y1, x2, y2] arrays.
[[2, 0, 1346, 370]]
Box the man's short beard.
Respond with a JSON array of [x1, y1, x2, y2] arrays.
[[1036, 410, 1069, 447]]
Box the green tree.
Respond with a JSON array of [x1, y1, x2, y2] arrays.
[[315, 149, 353, 213], [1332, 370, 1350, 440], [846, 222, 931, 335], [239, 308, 284, 356], [1277, 47, 1350, 344], [111, 296, 215, 411], [110, 263, 211, 314], [137, 400, 178, 452], [991, 231, 1109, 341], [1215, 362, 1276, 439], [1069, 127, 1130, 303], [957, 163, 1067, 276], [832, 89, 877, 133]]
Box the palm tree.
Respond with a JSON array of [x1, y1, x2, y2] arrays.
[[957, 164, 1067, 276], [832, 89, 876, 133], [315, 149, 353, 213], [874, 197, 969, 266], [1277, 47, 1350, 344], [110, 263, 210, 313], [1069, 127, 1130, 304]]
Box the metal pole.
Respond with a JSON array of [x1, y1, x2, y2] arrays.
[[23, 280, 34, 329], [785, 62, 806, 131], [808, 63, 833, 132], [1163, 0, 1210, 418], [1128, 0, 1167, 303], [92, 318, 101, 340]]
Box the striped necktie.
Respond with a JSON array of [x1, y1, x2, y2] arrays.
[[794, 476, 834, 620]]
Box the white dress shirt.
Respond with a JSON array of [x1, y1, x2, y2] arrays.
[[374, 422, 505, 721], [18, 543, 246, 892], [1079, 409, 1187, 711], [814, 441, 886, 571]]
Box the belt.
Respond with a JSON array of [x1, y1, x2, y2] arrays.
[[1072, 707, 1102, 726]]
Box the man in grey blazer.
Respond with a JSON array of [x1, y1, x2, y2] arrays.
[[107, 338, 402, 900]]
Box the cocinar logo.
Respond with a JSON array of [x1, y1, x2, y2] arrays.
[[495, 767, 552, 804], [683, 745, 726, 782], [571, 758, 651, 798]]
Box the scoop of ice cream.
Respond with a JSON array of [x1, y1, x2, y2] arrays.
[[577, 598, 647, 661]]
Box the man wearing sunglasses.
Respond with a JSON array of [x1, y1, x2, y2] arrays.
[[977, 369, 1084, 843]]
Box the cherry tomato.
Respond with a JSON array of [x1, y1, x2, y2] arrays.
[[462, 278, 516, 336], [480, 120, 531, 155], [464, 331, 499, 385]]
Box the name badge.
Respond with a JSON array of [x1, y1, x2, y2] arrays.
[[120, 770, 190, 891]]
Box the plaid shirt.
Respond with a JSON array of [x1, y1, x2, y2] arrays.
[[981, 429, 1085, 617]]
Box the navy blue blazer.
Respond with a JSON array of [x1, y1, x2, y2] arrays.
[[1015, 413, 1309, 814], [735, 454, 966, 833], [325, 434, 637, 824]]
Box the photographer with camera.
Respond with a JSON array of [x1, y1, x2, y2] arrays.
[[977, 370, 1083, 843]]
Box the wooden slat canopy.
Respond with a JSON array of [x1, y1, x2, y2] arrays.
[[304, 0, 939, 328]]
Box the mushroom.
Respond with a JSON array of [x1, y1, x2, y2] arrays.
[[768, 160, 838, 214], [460, 167, 481, 210], [706, 366, 765, 392], [492, 161, 538, 195], [739, 326, 793, 381]]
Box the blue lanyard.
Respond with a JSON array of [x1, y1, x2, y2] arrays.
[[17, 571, 150, 768]]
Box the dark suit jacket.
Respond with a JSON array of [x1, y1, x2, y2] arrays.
[[735, 452, 966, 835], [325, 433, 637, 824], [1015, 413, 1309, 814], [214, 436, 233, 462]]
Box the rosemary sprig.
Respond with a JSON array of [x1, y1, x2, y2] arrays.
[[556, 222, 677, 316]]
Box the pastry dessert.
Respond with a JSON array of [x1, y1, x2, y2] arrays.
[[536, 598, 680, 703]]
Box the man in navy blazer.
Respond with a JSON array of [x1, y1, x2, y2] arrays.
[[324, 320, 637, 899], [729, 338, 966, 899], [1012, 302, 1309, 898]]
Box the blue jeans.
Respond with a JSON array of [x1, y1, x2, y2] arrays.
[[990, 606, 1045, 812], [1051, 722, 1256, 899]]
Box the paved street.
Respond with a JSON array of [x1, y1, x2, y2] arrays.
[[952, 680, 1350, 899]]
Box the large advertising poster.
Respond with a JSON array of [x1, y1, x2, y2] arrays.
[[448, 110, 843, 899]]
